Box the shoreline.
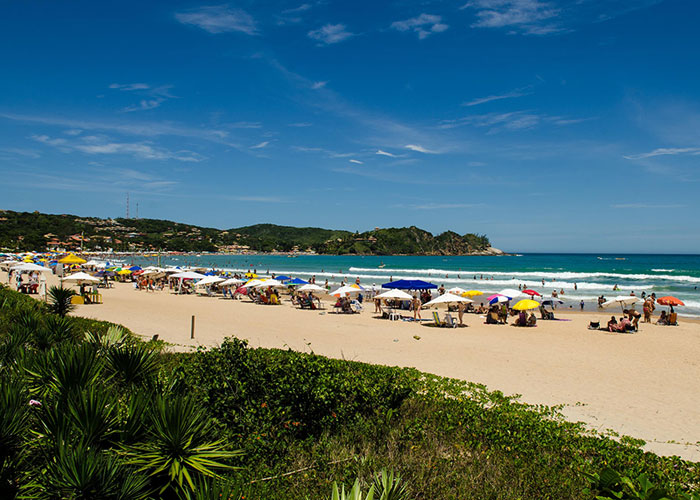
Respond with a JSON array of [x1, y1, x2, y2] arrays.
[[9, 269, 699, 462]]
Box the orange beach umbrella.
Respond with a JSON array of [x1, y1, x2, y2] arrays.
[[656, 296, 684, 306]]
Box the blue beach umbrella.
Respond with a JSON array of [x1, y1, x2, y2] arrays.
[[275, 275, 292, 282], [288, 278, 308, 285], [129, 266, 142, 271], [382, 279, 437, 290]]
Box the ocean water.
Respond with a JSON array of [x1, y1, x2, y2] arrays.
[[130, 253, 700, 318]]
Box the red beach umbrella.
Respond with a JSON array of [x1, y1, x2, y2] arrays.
[[656, 296, 684, 306], [522, 289, 541, 297]]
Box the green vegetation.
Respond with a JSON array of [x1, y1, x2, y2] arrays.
[[1, 285, 698, 499], [0, 209, 492, 255]]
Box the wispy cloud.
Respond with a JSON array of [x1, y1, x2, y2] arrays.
[[463, 87, 531, 106], [0, 147, 40, 159], [288, 122, 312, 127], [405, 144, 437, 154], [623, 147, 700, 160], [438, 111, 587, 132], [376, 149, 397, 157], [461, 0, 561, 35], [31, 134, 205, 162], [175, 5, 258, 35], [396, 202, 483, 210], [349, 159, 363, 164], [308, 24, 354, 45], [109, 83, 176, 112], [283, 3, 312, 14], [250, 141, 269, 149], [611, 203, 686, 209], [311, 81, 327, 90], [391, 13, 448, 39]]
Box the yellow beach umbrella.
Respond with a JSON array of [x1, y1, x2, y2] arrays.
[[462, 290, 483, 298], [58, 253, 87, 265], [245, 272, 258, 278], [117, 269, 132, 275], [512, 299, 540, 311]]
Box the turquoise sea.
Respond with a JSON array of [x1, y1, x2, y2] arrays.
[[129, 253, 700, 318]]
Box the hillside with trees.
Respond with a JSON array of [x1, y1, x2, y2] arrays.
[[0, 210, 496, 255]]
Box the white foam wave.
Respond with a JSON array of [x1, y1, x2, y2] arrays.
[[651, 269, 675, 272]]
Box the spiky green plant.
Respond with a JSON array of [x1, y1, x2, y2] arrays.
[[46, 285, 76, 317], [373, 469, 408, 500], [106, 344, 159, 387], [29, 343, 106, 400], [124, 395, 242, 495], [177, 477, 242, 500], [0, 377, 32, 497], [85, 325, 129, 351], [331, 479, 375, 500]]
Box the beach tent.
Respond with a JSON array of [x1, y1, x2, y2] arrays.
[[62, 272, 99, 283], [297, 283, 325, 292], [58, 253, 87, 265], [381, 279, 437, 290], [253, 279, 285, 288], [423, 293, 473, 308], [375, 289, 413, 300]]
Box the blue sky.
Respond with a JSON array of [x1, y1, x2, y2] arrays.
[[1, 0, 699, 252]]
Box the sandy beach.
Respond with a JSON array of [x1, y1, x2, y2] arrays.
[[10, 270, 700, 461]]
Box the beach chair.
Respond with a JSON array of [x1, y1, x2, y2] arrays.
[[444, 314, 457, 328], [351, 300, 363, 313], [667, 312, 678, 326], [432, 311, 444, 327]]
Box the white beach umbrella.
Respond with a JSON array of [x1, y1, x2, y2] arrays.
[[424, 293, 473, 308], [603, 296, 641, 309], [498, 288, 523, 300], [12, 263, 52, 272], [329, 285, 363, 297], [375, 289, 414, 300], [170, 271, 206, 280], [446, 286, 469, 295], [84, 260, 103, 267], [62, 271, 99, 283], [195, 276, 224, 287], [243, 279, 266, 288], [298, 283, 326, 292], [219, 278, 244, 287], [253, 279, 285, 288]]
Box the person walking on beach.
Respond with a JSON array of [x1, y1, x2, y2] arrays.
[[580, 300, 584, 311], [412, 295, 422, 320], [457, 302, 465, 326]]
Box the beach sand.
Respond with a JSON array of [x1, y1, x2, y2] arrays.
[[10, 271, 700, 461]]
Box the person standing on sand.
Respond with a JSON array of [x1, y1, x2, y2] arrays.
[[412, 295, 422, 320], [457, 302, 465, 326], [643, 298, 652, 323], [580, 300, 584, 311], [438, 284, 445, 295]]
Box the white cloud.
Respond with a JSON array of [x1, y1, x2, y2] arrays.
[[109, 83, 150, 91], [31, 134, 205, 162], [391, 13, 448, 39], [250, 141, 269, 149], [175, 5, 258, 35], [461, 0, 561, 35], [463, 87, 531, 106], [376, 149, 397, 157], [282, 4, 311, 14], [623, 147, 700, 160], [405, 144, 437, 154], [439, 111, 585, 132], [349, 159, 363, 164], [308, 24, 354, 45], [288, 122, 312, 127], [311, 81, 327, 90], [63, 129, 82, 136]]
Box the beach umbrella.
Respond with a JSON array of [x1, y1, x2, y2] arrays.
[[245, 272, 258, 278], [129, 266, 142, 271], [253, 279, 285, 288], [423, 293, 473, 308], [541, 298, 564, 306], [487, 294, 509, 305], [498, 288, 523, 300], [602, 296, 641, 310], [58, 253, 87, 265], [512, 299, 541, 311], [447, 286, 468, 295], [522, 289, 542, 297], [330, 285, 363, 297], [375, 289, 414, 300], [382, 279, 437, 290], [297, 283, 326, 292], [12, 262, 52, 272], [219, 278, 244, 287], [287, 278, 309, 285], [170, 271, 206, 280], [656, 296, 684, 306], [62, 271, 99, 283], [462, 290, 483, 298], [275, 275, 292, 282], [195, 276, 224, 287]]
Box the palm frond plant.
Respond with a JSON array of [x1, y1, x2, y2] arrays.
[[85, 325, 129, 351], [177, 477, 242, 500], [331, 479, 375, 500], [35, 343, 106, 400], [66, 387, 120, 449], [0, 376, 32, 496], [373, 470, 409, 500], [46, 285, 76, 317], [124, 395, 242, 496], [43, 314, 77, 345]]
